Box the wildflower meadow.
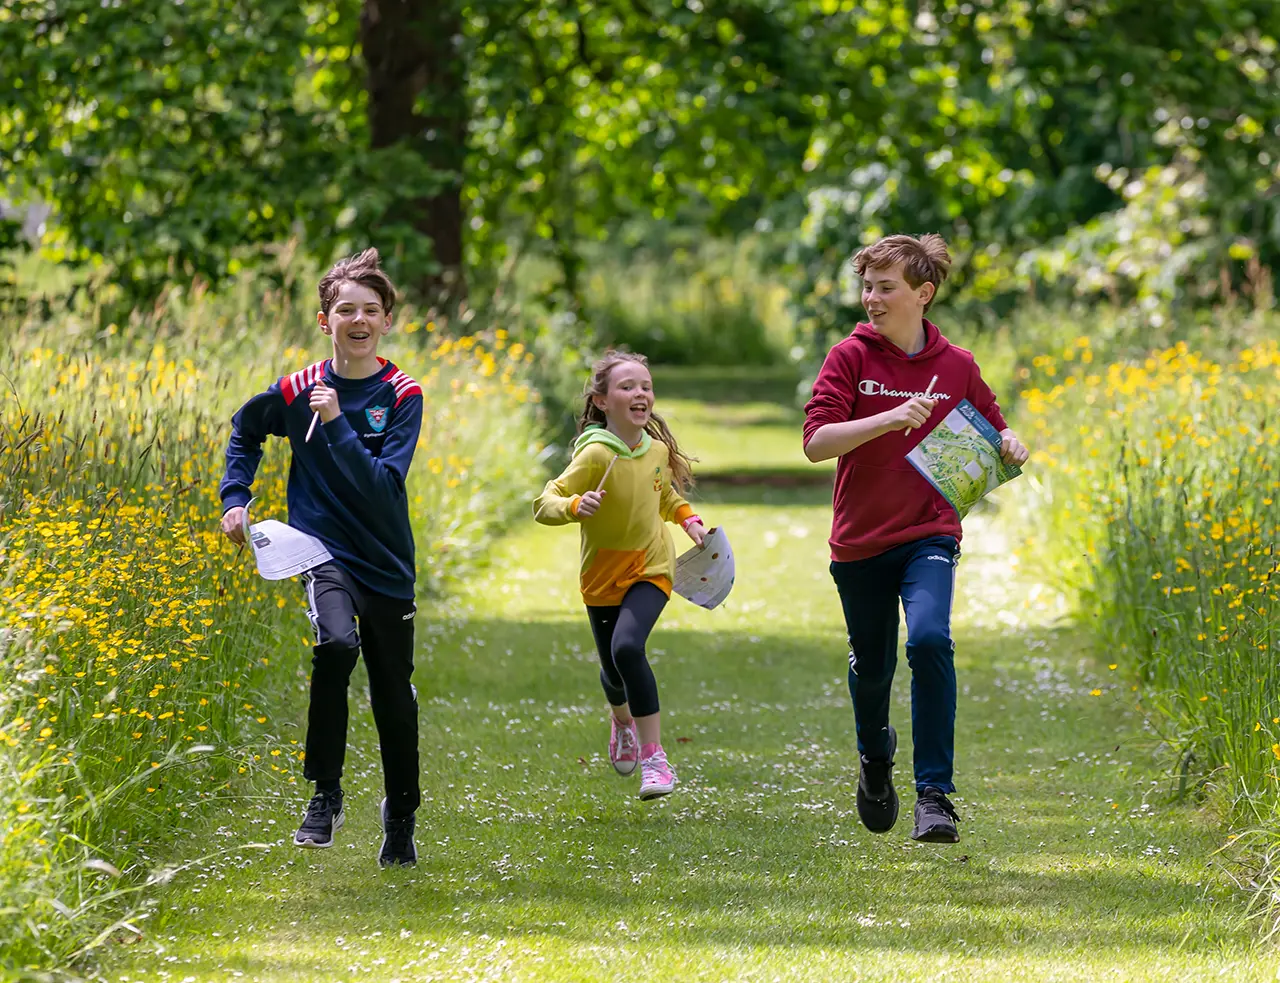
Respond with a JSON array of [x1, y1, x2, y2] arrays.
[[0, 294, 543, 972], [1015, 320, 1280, 836]]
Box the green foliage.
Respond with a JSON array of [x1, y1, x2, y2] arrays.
[[580, 244, 793, 367], [464, 0, 825, 293], [782, 0, 1280, 353], [1018, 154, 1276, 313], [0, 0, 451, 308], [4, 0, 1280, 343]]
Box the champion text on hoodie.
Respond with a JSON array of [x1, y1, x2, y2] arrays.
[[802, 320, 1007, 562]]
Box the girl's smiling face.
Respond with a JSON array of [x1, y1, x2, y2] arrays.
[[594, 361, 654, 432]]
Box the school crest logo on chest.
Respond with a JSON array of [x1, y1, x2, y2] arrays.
[[365, 405, 389, 433], [653, 466, 662, 492]]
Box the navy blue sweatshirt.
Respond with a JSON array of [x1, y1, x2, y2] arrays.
[[219, 358, 423, 599]]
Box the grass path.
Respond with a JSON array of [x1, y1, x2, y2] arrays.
[[102, 407, 1271, 981]]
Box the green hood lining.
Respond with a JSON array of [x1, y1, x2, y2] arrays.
[[573, 424, 652, 459]]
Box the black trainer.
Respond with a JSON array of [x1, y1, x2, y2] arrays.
[[294, 788, 344, 848], [912, 787, 960, 843], [378, 797, 418, 867], [856, 725, 899, 833]]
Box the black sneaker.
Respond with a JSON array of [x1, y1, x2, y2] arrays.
[[378, 797, 418, 867], [294, 788, 344, 848], [856, 725, 899, 833], [912, 787, 960, 843]]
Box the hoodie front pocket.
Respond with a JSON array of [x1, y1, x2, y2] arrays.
[[842, 463, 944, 539], [581, 549, 648, 600]]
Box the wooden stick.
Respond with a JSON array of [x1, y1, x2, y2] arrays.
[[905, 374, 939, 436], [305, 411, 320, 443], [595, 454, 619, 493]]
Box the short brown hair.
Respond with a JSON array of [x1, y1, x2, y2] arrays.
[[318, 247, 397, 316], [852, 234, 952, 311]]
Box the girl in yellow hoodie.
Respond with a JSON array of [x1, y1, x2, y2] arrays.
[[534, 351, 708, 799]]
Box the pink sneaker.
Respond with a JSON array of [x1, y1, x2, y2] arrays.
[[609, 716, 639, 775], [639, 746, 676, 800]]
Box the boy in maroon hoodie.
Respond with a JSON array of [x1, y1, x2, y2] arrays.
[[802, 233, 1029, 844]]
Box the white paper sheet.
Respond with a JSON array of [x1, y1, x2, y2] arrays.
[[673, 526, 735, 610], [240, 500, 333, 580]]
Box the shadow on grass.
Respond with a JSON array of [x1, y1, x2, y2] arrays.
[[194, 849, 1229, 960], [666, 400, 805, 428], [131, 617, 1256, 977], [652, 364, 805, 405], [691, 470, 833, 498]]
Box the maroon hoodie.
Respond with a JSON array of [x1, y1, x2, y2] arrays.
[[803, 320, 1007, 562]]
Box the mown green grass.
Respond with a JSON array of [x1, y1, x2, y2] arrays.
[[100, 479, 1269, 981], [661, 396, 834, 485]]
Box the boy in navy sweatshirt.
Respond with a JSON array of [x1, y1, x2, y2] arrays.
[[219, 248, 423, 867], [802, 234, 1029, 844]]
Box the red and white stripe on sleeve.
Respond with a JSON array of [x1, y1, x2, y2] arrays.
[[384, 367, 423, 407], [280, 360, 331, 406]]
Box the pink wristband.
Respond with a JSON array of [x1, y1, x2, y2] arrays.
[[681, 514, 703, 532]]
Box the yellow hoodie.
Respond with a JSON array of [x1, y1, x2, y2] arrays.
[[533, 425, 696, 606]]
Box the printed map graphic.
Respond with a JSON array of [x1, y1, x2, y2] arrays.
[[906, 400, 1022, 519]]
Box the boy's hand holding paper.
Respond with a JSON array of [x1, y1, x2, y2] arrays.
[[220, 506, 249, 546], [234, 499, 334, 580], [906, 400, 1023, 520], [999, 429, 1030, 467]]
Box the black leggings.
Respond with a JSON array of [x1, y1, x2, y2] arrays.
[[586, 581, 668, 717]]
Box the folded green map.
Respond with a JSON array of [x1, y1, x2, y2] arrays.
[[905, 399, 1022, 519]]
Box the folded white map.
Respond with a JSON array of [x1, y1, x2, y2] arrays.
[[673, 526, 735, 610], [240, 499, 334, 580]]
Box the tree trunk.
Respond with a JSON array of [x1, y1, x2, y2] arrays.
[[361, 0, 467, 309]]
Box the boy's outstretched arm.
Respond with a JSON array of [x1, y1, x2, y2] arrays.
[[319, 389, 423, 509], [802, 347, 934, 462], [219, 386, 288, 543], [804, 401, 936, 462]]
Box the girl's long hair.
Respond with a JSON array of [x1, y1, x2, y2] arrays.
[[577, 350, 696, 493]]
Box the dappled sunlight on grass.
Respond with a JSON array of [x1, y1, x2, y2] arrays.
[[106, 498, 1268, 981]]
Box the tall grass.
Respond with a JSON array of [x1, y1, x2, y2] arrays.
[[1015, 322, 1280, 813], [1004, 305, 1280, 933], [507, 240, 795, 368], [583, 258, 793, 366], [0, 283, 543, 975]]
